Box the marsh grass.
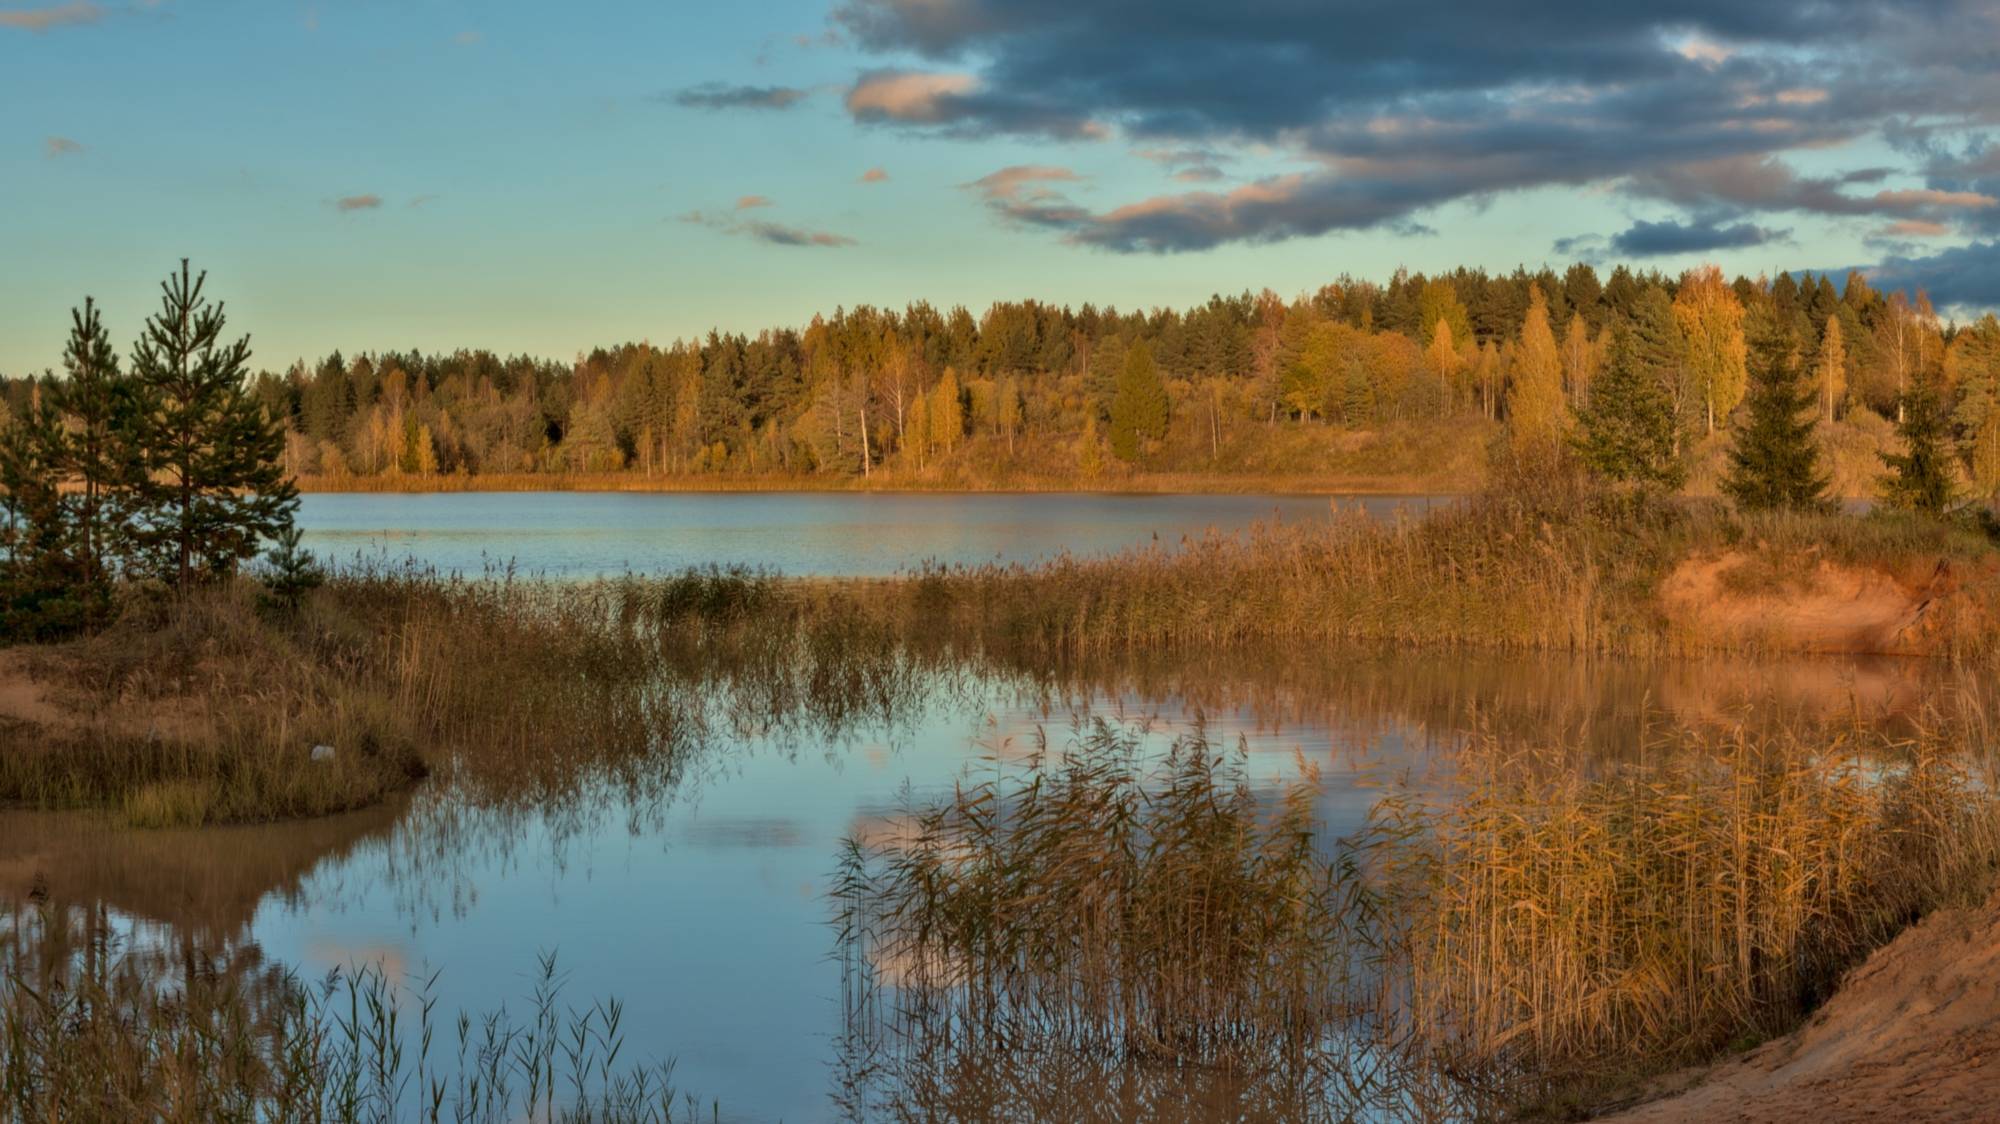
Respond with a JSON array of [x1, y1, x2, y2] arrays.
[[834, 714, 2000, 1119], [0, 904, 711, 1123], [0, 564, 686, 826]]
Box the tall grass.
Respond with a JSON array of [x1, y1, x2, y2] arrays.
[[0, 903, 713, 1123], [834, 713, 2000, 1118]]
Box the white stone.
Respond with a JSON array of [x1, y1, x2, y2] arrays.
[[310, 744, 337, 762]]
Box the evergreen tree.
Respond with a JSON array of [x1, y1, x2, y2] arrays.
[[1108, 341, 1168, 462], [1720, 334, 1831, 513], [1570, 326, 1684, 490], [0, 393, 92, 639], [259, 523, 324, 614], [1878, 365, 1958, 515], [49, 298, 137, 584], [126, 260, 299, 586]]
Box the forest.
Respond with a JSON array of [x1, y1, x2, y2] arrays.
[[7, 262, 1996, 494]]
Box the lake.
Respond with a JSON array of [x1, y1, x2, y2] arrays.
[[4, 493, 1977, 1121], [294, 491, 1452, 578]]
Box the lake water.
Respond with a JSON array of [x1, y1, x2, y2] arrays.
[[5, 494, 1979, 1121], [294, 491, 1451, 578]]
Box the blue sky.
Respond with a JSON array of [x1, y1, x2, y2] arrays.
[[6, 0, 2000, 375]]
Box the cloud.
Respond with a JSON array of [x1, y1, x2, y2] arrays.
[[43, 135, 82, 157], [845, 68, 1106, 139], [452, 30, 481, 46], [1628, 155, 1997, 219], [0, 1, 99, 31], [826, 0, 2000, 251], [1879, 219, 1950, 238], [680, 209, 855, 247], [859, 166, 889, 183], [1608, 217, 1787, 257], [334, 194, 383, 213], [962, 165, 1090, 227], [671, 82, 809, 111], [1136, 146, 1228, 183], [740, 221, 857, 247], [735, 194, 774, 210], [1866, 240, 2000, 310]]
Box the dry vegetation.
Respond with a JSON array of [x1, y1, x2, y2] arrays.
[[0, 911, 710, 1124], [834, 715, 2000, 1119]]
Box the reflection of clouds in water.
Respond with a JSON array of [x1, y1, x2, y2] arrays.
[[304, 938, 411, 983], [682, 815, 805, 849]]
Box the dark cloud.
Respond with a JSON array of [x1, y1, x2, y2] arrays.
[[0, 1, 99, 31], [671, 82, 810, 111], [1609, 217, 1787, 256], [1867, 240, 2000, 311], [825, 0, 2000, 254], [962, 165, 1091, 228], [334, 194, 383, 213]]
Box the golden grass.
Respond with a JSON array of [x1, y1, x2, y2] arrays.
[[835, 712, 2000, 1117]]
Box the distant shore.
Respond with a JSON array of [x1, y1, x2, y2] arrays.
[[290, 471, 1470, 496]]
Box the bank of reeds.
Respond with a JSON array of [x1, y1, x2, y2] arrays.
[[834, 715, 2000, 1118], [0, 566, 685, 826], [0, 905, 709, 1123]]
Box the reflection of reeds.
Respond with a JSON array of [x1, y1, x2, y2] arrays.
[[833, 722, 1371, 1077], [0, 907, 710, 1123], [1371, 722, 2000, 1112], [833, 717, 2000, 1118]]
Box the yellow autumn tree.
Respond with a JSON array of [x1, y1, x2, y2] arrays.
[[928, 368, 963, 455], [1507, 285, 1566, 455], [904, 394, 931, 469], [1818, 315, 1847, 424], [1561, 313, 1599, 408], [1425, 319, 1463, 397], [1973, 409, 2000, 499], [1673, 265, 1749, 433]]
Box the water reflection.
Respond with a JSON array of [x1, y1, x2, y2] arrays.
[[3, 642, 1989, 1121]]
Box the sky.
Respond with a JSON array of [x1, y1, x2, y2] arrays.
[[5, 0, 2000, 375]]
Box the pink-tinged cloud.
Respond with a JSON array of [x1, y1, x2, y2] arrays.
[[1880, 220, 1950, 237], [43, 135, 82, 157], [845, 70, 977, 123], [859, 166, 889, 183], [735, 194, 774, 210], [964, 164, 1080, 202], [0, 0, 98, 31], [1871, 188, 1995, 210], [335, 194, 384, 212], [681, 209, 855, 248]]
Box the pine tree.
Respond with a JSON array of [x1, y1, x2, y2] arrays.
[[1109, 341, 1168, 462], [1721, 334, 1831, 513], [1571, 325, 1685, 490], [259, 523, 324, 614], [48, 297, 137, 583], [0, 393, 91, 639], [1878, 365, 1959, 515], [126, 260, 299, 586], [1506, 285, 1566, 456]]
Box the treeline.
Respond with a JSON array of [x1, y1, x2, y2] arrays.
[[4, 262, 1999, 495]]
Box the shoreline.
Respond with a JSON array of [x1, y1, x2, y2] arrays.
[[289, 471, 1472, 497]]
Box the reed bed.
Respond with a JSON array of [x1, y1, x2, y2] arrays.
[[834, 714, 2000, 1118], [0, 565, 688, 825], [0, 904, 711, 1124], [1369, 721, 2000, 1112]]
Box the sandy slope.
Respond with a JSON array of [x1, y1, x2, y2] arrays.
[[1600, 885, 2000, 1122]]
